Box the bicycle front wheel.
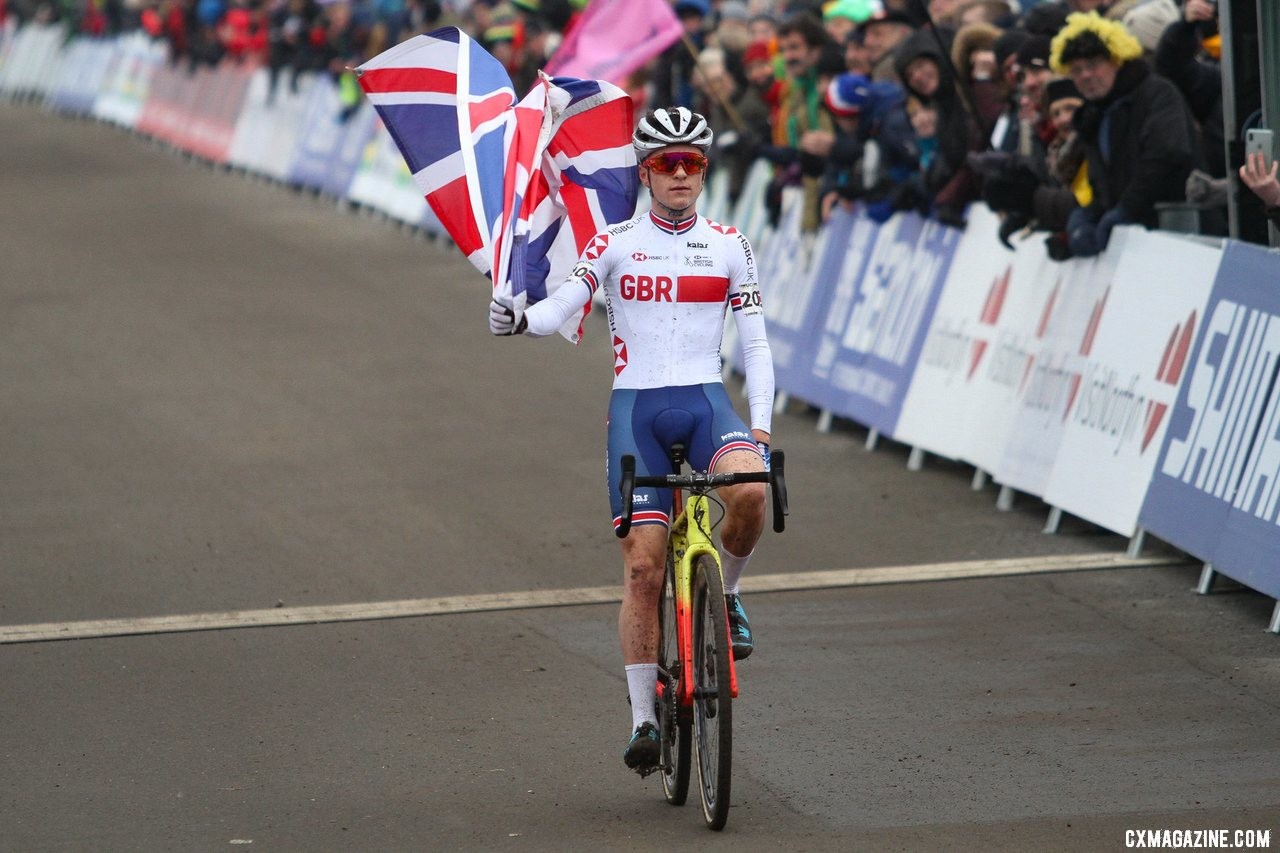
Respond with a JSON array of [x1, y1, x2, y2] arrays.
[[692, 553, 732, 830], [658, 554, 691, 805]]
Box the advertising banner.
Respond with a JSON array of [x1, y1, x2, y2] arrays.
[[259, 70, 313, 180], [731, 159, 773, 251], [226, 67, 275, 173], [1140, 241, 1280, 597], [814, 211, 960, 435], [701, 168, 730, 226], [767, 207, 849, 402], [346, 120, 428, 223], [1043, 229, 1219, 535], [802, 208, 880, 411], [287, 73, 343, 190], [0, 24, 65, 98], [93, 34, 164, 129], [894, 204, 1009, 461], [135, 59, 198, 145], [184, 60, 256, 163], [957, 229, 1068, 475], [323, 100, 376, 200], [995, 234, 1120, 498], [725, 188, 804, 372], [46, 38, 115, 115]]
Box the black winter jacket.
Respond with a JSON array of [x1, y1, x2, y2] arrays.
[[1072, 59, 1198, 226], [1154, 19, 1225, 177]]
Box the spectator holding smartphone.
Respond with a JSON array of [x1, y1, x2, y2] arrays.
[[1240, 150, 1280, 227]]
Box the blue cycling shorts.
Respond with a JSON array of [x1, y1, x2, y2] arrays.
[[606, 383, 760, 532]]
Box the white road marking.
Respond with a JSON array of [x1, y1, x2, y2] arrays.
[[0, 552, 1187, 644]]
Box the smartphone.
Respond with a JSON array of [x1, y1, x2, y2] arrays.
[[1246, 128, 1275, 168]]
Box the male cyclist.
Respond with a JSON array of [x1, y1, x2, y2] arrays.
[[489, 107, 774, 774]]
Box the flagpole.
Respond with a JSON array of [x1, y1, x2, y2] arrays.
[[679, 33, 746, 133]]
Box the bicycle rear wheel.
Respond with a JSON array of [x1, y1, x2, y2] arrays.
[[692, 553, 732, 830], [658, 554, 691, 805]]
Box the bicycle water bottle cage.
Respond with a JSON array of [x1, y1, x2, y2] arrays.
[[667, 443, 687, 469]]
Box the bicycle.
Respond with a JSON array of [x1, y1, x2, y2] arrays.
[[616, 443, 788, 831]]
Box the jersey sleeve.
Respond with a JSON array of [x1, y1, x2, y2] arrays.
[[522, 231, 614, 338], [726, 230, 774, 434]]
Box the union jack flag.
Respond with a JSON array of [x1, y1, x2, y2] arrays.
[[356, 27, 637, 341]]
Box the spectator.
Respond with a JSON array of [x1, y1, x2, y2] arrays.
[[927, 0, 965, 26], [1048, 11, 1198, 257], [1154, 0, 1223, 178], [821, 0, 876, 44], [842, 28, 871, 76], [748, 11, 778, 47], [768, 13, 836, 231], [1239, 150, 1280, 228], [1120, 0, 1176, 60], [955, 0, 1015, 28], [1043, 76, 1087, 197], [989, 26, 1029, 150], [978, 72, 1084, 240], [1019, 2, 1068, 38], [857, 8, 915, 84], [1066, 0, 1110, 12], [651, 0, 709, 110], [951, 21, 1005, 133], [713, 0, 752, 54], [820, 71, 917, 222], [893, 26, 983, 226], [714, 38, 778, 203]]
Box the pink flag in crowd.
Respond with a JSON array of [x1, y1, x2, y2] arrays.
[[544, 0, 684, 84]]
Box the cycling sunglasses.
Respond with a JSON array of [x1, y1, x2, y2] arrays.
[[643, 151, 709, 175]]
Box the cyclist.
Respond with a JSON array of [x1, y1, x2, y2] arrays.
[[489, 107, 774, 773]]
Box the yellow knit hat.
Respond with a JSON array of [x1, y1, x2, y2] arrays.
[[1049, 12, 1143, 75]]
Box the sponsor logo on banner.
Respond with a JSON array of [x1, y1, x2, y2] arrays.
[[1065, 302, 1196, 456], [1159, 298, 1280, 509]]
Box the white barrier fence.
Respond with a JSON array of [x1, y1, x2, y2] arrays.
[[4, 26, 1278, 632]]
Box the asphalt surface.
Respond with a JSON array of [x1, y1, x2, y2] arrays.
[[2, 103, 1278, 852]]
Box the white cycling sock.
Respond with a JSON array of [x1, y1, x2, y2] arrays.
[[625, 664, 659, 730], [718, 545, 753, 595]]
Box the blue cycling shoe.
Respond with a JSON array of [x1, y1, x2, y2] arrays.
[[725, 594, 753, 660], [623, 722, 660, 773]]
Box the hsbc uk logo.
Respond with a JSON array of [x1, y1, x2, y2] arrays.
[[612, 335, 628, 376], [632, 252, 648, 262], [584, 234, 610, 261]]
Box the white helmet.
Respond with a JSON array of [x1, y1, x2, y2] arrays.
[[632, 107, 714, 156]]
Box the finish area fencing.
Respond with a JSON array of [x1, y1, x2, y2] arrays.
[[4, 22, 1278, 633]]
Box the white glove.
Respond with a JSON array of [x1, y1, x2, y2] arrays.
[[489, 300, 527, 336]]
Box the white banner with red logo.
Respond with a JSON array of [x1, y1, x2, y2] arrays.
[[1043, 227, 1220, 535], [895, 205, 1022, 470], [994, 234, 1122, 497]]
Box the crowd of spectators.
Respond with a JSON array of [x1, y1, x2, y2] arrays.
[[3, 0, 1270, 250], [642, 0, 1269, 254]]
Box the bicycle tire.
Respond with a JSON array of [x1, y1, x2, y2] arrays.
[[658, 554, 691, 805], [692, 553, 732, 830]]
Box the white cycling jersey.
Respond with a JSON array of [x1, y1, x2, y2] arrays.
[[524, 209, 775, 433]]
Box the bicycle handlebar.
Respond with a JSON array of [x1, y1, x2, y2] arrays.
[[615, 450, 789, 538]]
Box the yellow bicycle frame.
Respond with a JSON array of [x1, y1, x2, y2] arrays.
[[668, 489, 739, 707]]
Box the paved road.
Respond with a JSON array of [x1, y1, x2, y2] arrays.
[[2, 104, 1278, 851]]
